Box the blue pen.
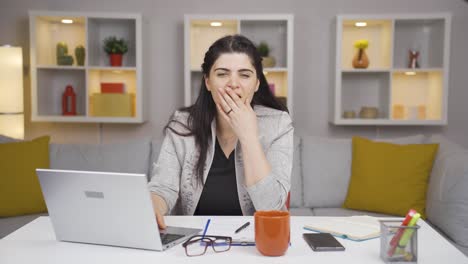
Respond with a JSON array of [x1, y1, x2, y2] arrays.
[[200, 219, 211, 246]]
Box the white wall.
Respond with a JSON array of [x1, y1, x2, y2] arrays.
[[1, 0, 467, 147]]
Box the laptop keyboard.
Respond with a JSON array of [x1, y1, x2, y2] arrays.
[[160, 233, 185, 245]]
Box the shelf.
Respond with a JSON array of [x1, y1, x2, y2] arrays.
[[333, 14, 450, 125], [37, 65, 86, 70], [185, 15, 293, 114], [341, 19, 392, 69], [391, 71, 443, 121], [240, 20, 288, 68], [36, 68, 86, 116], [341, 68, 390, 73], [393, 19, 445, 69], [189, 19, 238, 71], [334, 118, 446, 126], [30, 11, 144, 123], [87, 18, 137, 67], [33, 15, 86, 66], [341, 72, 390, 119]]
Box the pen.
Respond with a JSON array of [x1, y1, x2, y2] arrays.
[[234, 222, 250, 234], [200, 219, 211, 246], [201, 219, 211, 238]]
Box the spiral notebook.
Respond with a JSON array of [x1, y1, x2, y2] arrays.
[[303, 216, 381, 242]]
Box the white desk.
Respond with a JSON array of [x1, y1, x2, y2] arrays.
[[1, 216, 467, 264]]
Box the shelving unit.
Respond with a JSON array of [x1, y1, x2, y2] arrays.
[[332, 14, 451, 125], [29, 11, 144, 123], [184, 14, 294, 116]]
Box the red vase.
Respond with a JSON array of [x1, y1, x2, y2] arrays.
[[62, 85, 77, 116], [110, 54, 123, 67]]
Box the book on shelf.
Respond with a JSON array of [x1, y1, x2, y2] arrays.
[[101, 82, 125, 93], [303, 215, 380, 242]]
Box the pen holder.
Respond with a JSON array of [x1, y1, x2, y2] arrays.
[[380, 220, 420, 263]]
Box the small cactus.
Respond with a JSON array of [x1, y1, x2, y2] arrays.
[[75, 45, 85, 66], [56, 42, 68, 63]]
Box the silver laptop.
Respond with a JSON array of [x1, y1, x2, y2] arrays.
[[36, 168, 202, 251]]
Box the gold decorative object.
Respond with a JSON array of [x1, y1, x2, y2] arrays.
[[359, 106, 379, 119]]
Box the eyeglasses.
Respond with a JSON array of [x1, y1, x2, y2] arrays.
[[182, 235, 232, 257]]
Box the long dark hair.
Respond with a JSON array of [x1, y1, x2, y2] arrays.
[[165, 34, 288, 186]]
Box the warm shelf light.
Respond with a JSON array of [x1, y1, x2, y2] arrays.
[[210, 21, 222, 27], [405, 71, 417, 76], [0, 46, 24, 139], [263, 71, 268, 75], [355, 22, 367, 27], [61, 19, 74, 24]]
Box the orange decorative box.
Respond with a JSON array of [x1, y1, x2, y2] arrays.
[[100, 83, 125, 93]]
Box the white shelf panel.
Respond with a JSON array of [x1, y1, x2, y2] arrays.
[[37, 65, 86, 70], [341, 68, 390, 73], [31, 115, 143, 123], [264, 67, 288, 72], [88, 66, 136, 71], [333, 118, 446, 126]]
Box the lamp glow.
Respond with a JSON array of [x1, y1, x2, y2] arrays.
[[210, 21, 222, 27], [0, 46, 24, 139], [355, 22, 367, 27], [61, 19, 74, 24], [405, 71, 417, 76]]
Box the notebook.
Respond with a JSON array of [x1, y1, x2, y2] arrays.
[[303, 216, 380, 241]]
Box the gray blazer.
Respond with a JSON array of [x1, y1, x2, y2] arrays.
[[148, 105, 293, 215]]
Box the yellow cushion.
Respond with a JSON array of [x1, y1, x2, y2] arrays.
[[343, 136, 439, 218], [0, 136, 50, 216]]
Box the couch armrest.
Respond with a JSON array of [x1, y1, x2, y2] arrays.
[[426, 135, 468, 247]]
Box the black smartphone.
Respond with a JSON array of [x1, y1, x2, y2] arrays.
[[303, 233, 345, 252]]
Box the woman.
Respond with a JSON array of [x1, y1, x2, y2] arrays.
[[148, 35, 293, 228]]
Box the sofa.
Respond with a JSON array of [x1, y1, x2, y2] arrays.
[[1, 134, 467, 256]]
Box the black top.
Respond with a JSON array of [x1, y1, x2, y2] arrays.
[[194, 138, 243, 216]]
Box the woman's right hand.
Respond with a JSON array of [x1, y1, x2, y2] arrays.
[[151, 194, 167, 229]]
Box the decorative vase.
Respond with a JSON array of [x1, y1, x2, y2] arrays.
[[62, 85, 77, 116], [261, 56, 276, 68], [75, 45, 85, 66], [359, 106, 378, 119], [110, 54, 123, 67], [408, 50, 420, 68], [352, 48, 369, 69]]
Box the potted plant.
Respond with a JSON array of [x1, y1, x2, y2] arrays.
[[103, 36, 128, 67], [257, 41, 276, 68]]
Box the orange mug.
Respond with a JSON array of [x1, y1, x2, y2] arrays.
[[254, 210, 290, 256]]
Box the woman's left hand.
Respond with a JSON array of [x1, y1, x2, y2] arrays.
[[216, 87, 258, 144]]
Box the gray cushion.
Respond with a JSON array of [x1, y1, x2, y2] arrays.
[[302, 135, 426, 208], [290, 134, 303, 207], [312, 208, 394, 217], [289, 207, 314, 216], [0, 134, 21, 143], [49, 138, 151, 175], [426, 134, 468, 247]]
